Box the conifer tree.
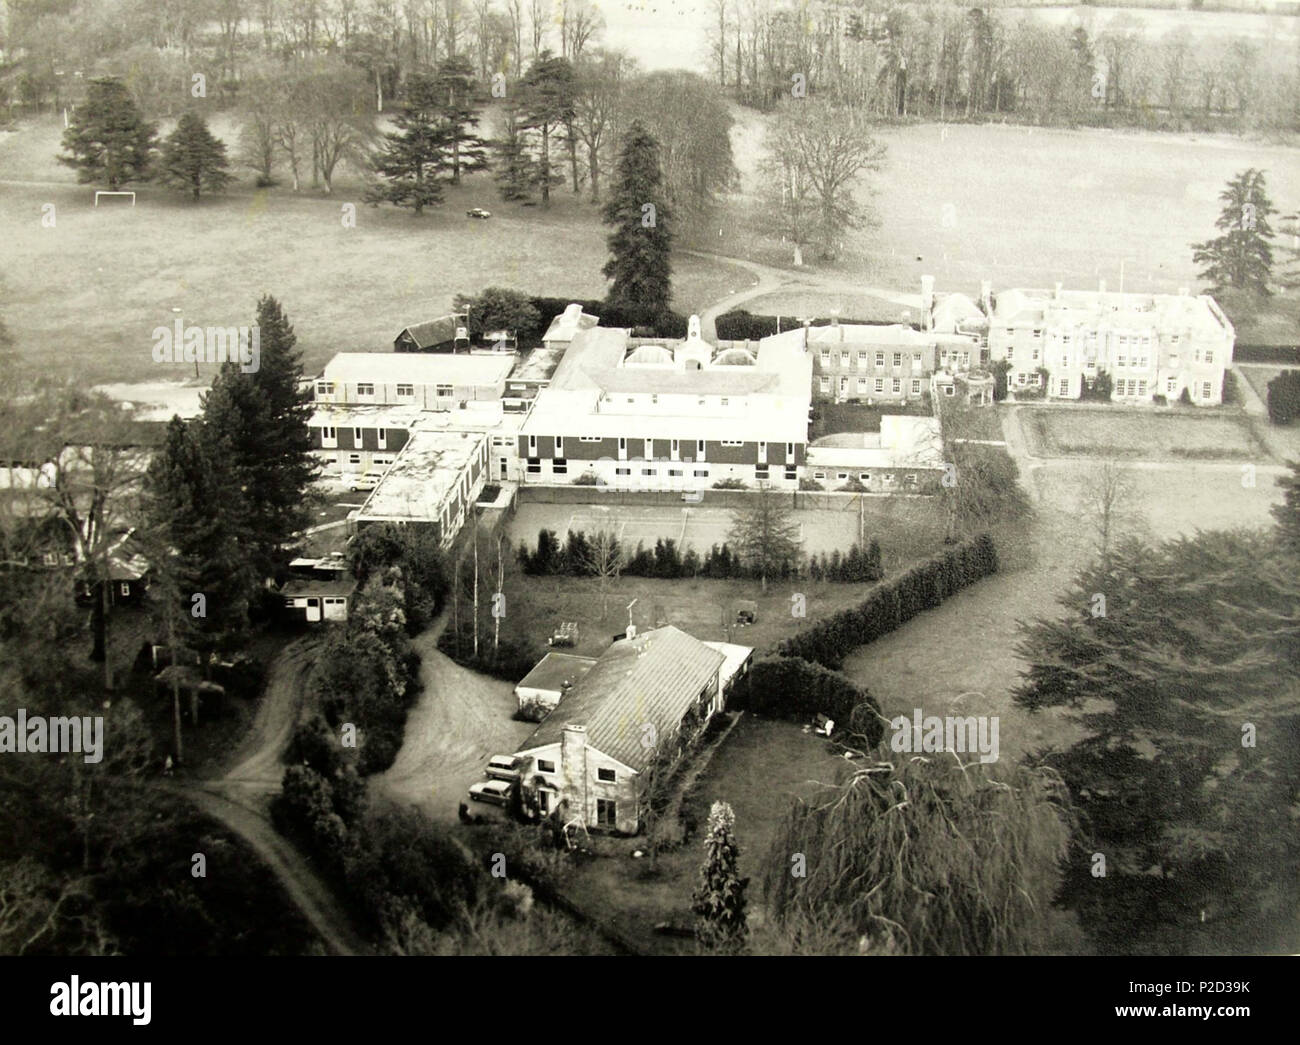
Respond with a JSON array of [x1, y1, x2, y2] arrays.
[[692, 801, 749, 951], [59, 77, 157, 189], [491, 102, 534, 202], [200, 296, 317, 582], [159, 111, 233, 199], [1192, 168, 1276, 297], [601, 120, 673, 318], [434, 56, 488, 184], [366, 73, 450, 214]]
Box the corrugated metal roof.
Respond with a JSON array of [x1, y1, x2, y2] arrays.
[[518, 626, 724, 772]]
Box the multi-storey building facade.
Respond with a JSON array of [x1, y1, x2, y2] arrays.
[[518, 316, 812, 491], [806, 323, 937, 404], [934, 280, 1235, 406]]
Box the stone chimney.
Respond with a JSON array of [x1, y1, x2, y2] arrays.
[[980, 279, 993, 316], [921, 275, 935, 330], [561, 724, 587, 824], [687, 315, 702, 340]]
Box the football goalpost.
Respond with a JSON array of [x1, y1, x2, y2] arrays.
[[94, 191, 136, 207]]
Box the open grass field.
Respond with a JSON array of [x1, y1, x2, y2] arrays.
[[0, 114, 747, 384], [1020, 404, 1264, 459], [724, 108, 1300, 323]]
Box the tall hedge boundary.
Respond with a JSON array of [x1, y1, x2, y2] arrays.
[[733, 656, 884, 746], [775, 533, 998, 670]]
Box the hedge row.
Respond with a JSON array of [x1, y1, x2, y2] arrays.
[[1234, 344, 1300, 366], [776, 533, 999, 670], [714, 309, 918, 342], [733, 655, 884, 746]]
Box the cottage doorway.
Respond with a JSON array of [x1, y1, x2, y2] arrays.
[[305, 597, 321, 622]]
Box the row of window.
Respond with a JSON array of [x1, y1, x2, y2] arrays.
[[526, 436, 793, 458], [526, 461, 799, 482], [1011, 329, 1171, 347], [820, 376, 922, 396], [316, 382, 444, 398], [818, 350, 923, 369], [320, 426, 389, 449], [811, 471, 918, 485], [535, 759, 618, 785]]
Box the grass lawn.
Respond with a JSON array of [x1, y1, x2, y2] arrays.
[[0, 114, 747, 384], [511, 573, 885, 660], [1020, 405, 1262, 460], [721, 110, 1300, 298], [810, 399, 932, 442], [1239, 363, 1288, 405]]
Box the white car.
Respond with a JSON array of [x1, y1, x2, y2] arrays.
[[466, 208, 492, 219], [485, 755, 522, 782], [349, 470, 385, 492], [468, 779, 514, 806]]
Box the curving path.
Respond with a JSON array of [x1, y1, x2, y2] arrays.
[[167, 636, 372, 955], [683, 249, 923, 342]]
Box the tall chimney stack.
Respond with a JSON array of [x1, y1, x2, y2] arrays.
[[921, 275, 935, 331], [561, 724, 588, 826], [980, 280, 993, 317]]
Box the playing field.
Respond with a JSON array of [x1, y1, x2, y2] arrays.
[[0, 114, 748, 385]]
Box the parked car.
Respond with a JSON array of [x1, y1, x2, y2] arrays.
[[349, 470, 385, 492], [466, 208, 492, 219], [468, 779, 514, 806], [486, 755, 522, 782]]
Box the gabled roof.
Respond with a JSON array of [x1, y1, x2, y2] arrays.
[[517, 626, 725, 773], [396, 316, 461, 349]]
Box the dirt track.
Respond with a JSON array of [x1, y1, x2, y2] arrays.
[[376, 627, 534, 821], [169, 636, 373, 955]]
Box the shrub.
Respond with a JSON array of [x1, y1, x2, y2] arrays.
[[712, 478, 747, 490], [1266, 369, 1300, 425], [734, 656, 883, 745]]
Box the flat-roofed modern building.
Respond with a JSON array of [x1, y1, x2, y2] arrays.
[[312, 352, 514, 410], [352, 428, 490, 546], [518, 315, 812, 492]]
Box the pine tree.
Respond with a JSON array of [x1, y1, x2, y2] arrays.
[[200, 296, 317, 582], [143, 417, 259, 662], [1015, 531, 1300, 954], [365, 73, 450, 214], [434, 56, 488, 184], [491, 102, 534, 202], [1274, 459, 1300, 557], [520, 52, 575, 206], [728, 486, 802, 591], [601, 121, 673, 319], [59, 77, 157, 189], [159, 111, 233, 200], [692, 801, 749, 951], [1192, 168, 1276, 297]]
